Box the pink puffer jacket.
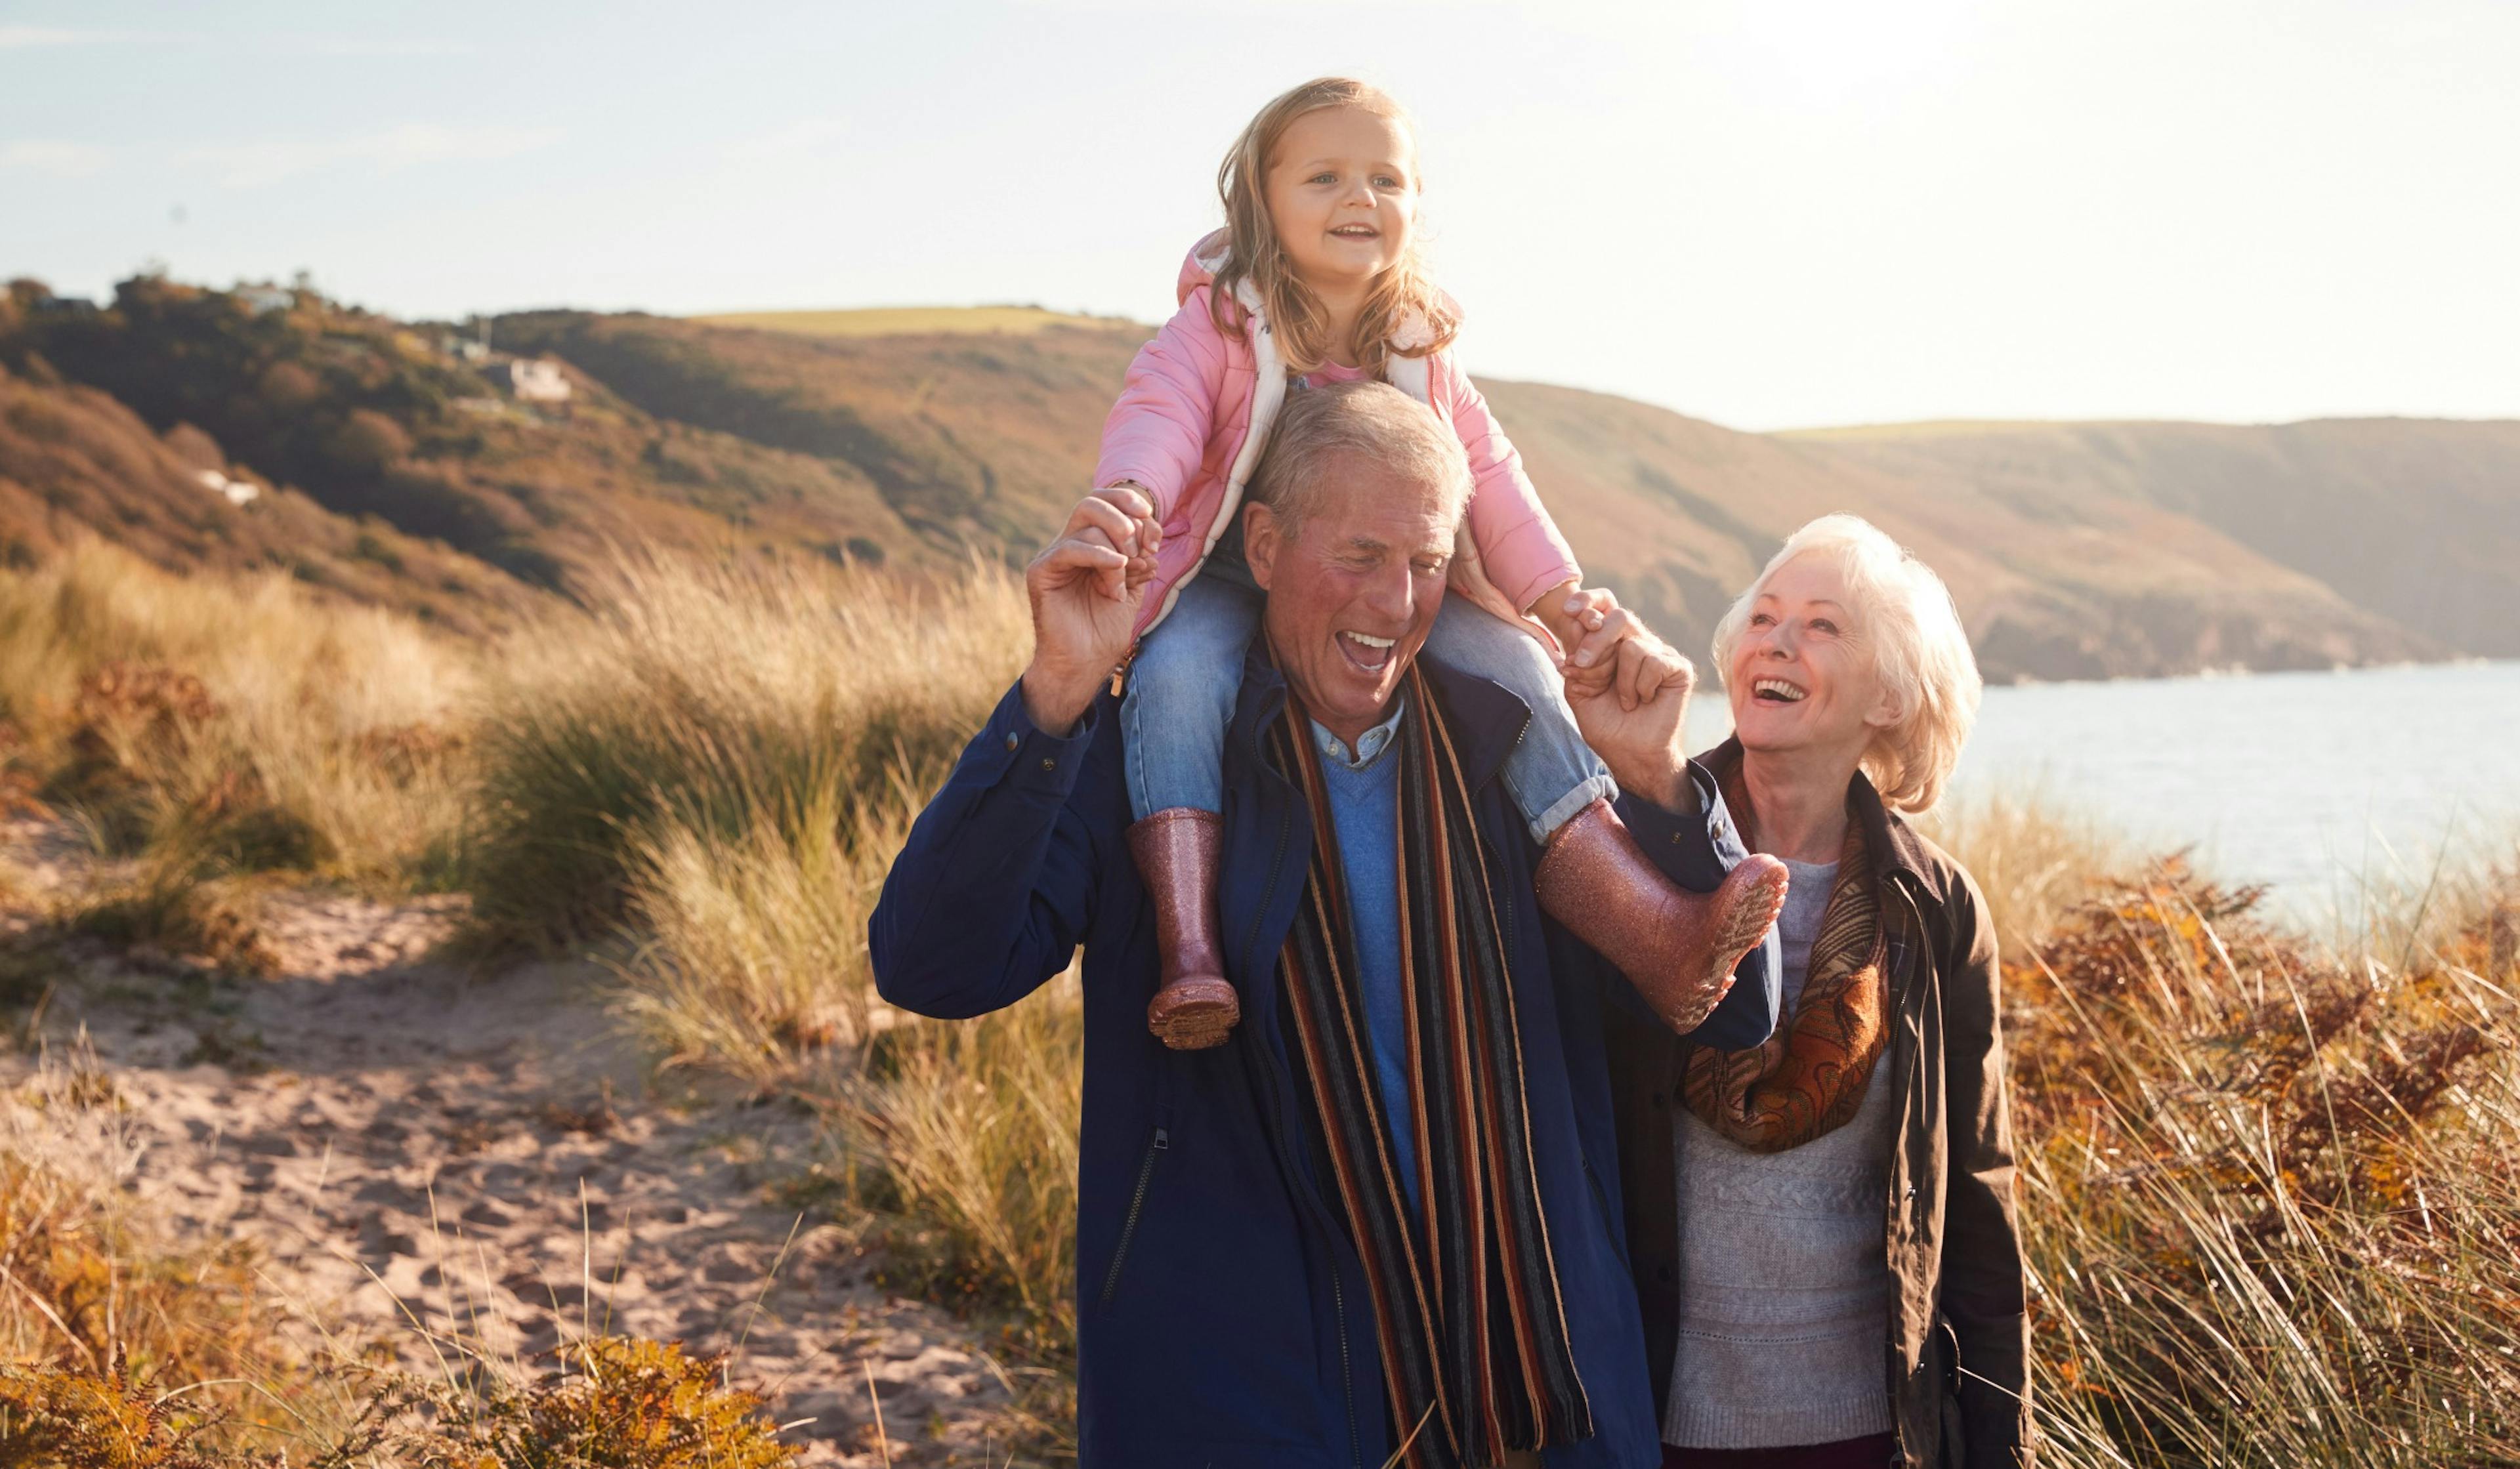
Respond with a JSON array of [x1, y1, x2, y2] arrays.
[[1095, 232, 1581, 646]]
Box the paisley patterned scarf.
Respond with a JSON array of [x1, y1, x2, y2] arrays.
[[1268, 663, 1592, 1469], [1682, 779, 1891, 1153]]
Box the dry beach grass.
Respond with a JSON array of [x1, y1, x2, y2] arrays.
[[1, 541, 2513, 1465]]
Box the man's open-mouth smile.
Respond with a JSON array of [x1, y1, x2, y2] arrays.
[[1337, 629, 1396, 672]]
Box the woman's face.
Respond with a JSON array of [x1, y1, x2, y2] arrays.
[[1726, 552, 1900, 766], [1264, 106, 1418, 289]]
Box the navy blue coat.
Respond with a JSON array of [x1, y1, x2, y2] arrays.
[[870, 652, 1778, 1468]]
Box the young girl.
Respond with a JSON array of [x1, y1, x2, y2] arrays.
[[1097, 77, 1787, 1049]]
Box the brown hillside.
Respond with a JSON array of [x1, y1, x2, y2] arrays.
[[0, 278, 946, 604], [1483, 382, 2445, 678], [1787, 418, 2520, 658], [0, 280, 2497, 682], [0, 362, 526, 634], [492, 310, 1147, 556], [495, 308, 2448, 680]]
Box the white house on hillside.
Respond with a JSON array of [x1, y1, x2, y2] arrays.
[[482, 358, 572, 403]]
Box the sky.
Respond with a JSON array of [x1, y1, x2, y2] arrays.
[[3, 0, 2516, 431]]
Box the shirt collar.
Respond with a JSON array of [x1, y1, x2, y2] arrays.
[[1311, 692, 1408, 772]]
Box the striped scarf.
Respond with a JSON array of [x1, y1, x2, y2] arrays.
[[1268, 663, 1593, 1469]]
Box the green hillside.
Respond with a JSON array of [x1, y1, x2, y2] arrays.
[[1, 277, 2506, 681]]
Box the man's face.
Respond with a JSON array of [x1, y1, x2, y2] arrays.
[[1245, 455, 1454, 745]]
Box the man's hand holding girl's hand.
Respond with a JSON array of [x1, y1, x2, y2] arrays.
[[1088, 482, 1164, 592], [1538, 583, 1694, 714], [1019, 487, 1160, 735]]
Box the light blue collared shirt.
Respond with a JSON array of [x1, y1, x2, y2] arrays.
[[1310, 693, 1408, 772]]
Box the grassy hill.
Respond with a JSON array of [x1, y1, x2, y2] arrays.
[[1, 281, 2506, 681]]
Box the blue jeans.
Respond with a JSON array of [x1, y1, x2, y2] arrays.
[[1122, 570, 1620, 844]]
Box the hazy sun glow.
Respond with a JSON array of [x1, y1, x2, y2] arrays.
[[2, 0, 2512, 429]]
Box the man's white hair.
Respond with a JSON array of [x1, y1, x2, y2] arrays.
[[1248, 379, 1472, 538], [1711, 514, 1983, 814]]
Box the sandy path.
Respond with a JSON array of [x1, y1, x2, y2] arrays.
[[1, 822, 1022, 1466]]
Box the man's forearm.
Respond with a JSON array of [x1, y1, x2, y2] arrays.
[[1605, 749, 1695, 816]]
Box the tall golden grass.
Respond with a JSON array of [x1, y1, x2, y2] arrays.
[[0, 540, 474, 888], [5, 541, 2514, 1466]]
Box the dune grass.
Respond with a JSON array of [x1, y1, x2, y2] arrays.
[[0, 541, 474, 893], [461, 548, 1026, 954]]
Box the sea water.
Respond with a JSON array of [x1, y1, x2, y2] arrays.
[[1685, 660, 2520, 913]]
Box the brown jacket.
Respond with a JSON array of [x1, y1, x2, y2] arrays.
[[1606, 743, 2032, 1466]]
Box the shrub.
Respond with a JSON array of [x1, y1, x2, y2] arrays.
[[402, 1336, 800, 1469], [0, 1071, 273, 1397]]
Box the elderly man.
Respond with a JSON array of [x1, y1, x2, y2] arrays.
[[871, 381, 1779, 1469]]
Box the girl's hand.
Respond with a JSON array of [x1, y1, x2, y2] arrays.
[[1531, 577, 1592, 663], [1091, 482, 1164, 591]]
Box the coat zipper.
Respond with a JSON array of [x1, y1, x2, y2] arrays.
[[1098, 1125, 1167, 1308], [1329, 1254, 1362, 1469]]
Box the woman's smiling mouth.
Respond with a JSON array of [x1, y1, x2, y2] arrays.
[[1752, 676, 1807, 704]]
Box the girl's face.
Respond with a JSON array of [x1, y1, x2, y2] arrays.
[[1725, 552, 1900, 766], [1263, 106, 1418, 289]]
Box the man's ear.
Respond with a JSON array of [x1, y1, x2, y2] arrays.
[[1243, 502, 1280, 591]]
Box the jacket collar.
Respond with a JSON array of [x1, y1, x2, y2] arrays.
[[1229, 641, 1532, 798], [1698, 736, 1937, 889]]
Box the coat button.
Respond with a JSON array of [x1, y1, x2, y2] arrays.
[[1650, 1090, 1668, 1109], [1040, 756, 1057, 773], [1657, 1265, 1674, 1283]]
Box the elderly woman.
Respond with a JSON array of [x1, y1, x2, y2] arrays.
[[1608, 515, 2030, 1469]]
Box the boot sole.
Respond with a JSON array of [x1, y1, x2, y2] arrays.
[[1148, 979, 1240, 1051], [1708, 856, 1792, 980]]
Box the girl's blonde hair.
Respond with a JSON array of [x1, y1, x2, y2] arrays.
[[1710, 515, 1984, 814], [1211, 77, 1460, 377]]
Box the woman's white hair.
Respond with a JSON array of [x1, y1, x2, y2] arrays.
[[1710, 514, 1983, 814]]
